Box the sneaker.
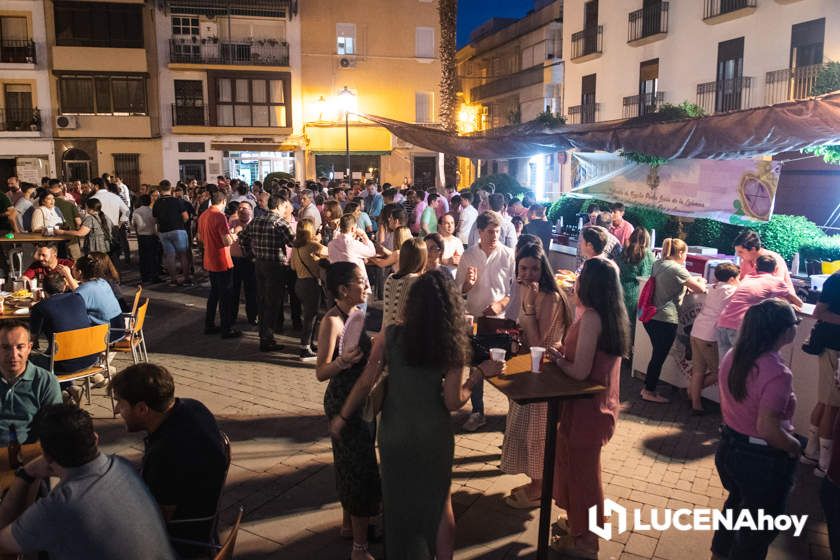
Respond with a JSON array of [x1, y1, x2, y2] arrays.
[[462, 412, 486, 432], [65, 385, 83, 405], [300, 346, 317, 359], [221, 328, 243, 339], [815, 466, 827, 478], [801, 453, 819, 465], [92, 373, 109, 389]]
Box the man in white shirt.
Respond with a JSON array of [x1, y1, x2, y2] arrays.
[[114, 176, 132, 209], [328, 214, 377, 284], [457, 192, 478, 246], [455, 211, 515, 431], [297, 189, 321, 231], [467, 193, 516, 249], [90, 178, 130, 263]]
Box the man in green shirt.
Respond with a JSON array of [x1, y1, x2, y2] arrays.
[[48, 180, 82, 259], [0, 320, 62, 444]]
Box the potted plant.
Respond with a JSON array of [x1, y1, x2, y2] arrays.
[[30, 109, 41, 132]]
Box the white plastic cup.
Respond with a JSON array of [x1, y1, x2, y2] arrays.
[[29, 278, 37, 291], [530, 346, 546, 373], [489, 348, 506, 362], [465, 314, 474, 329]]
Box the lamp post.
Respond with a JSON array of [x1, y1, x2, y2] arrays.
[[337, 86, 355, 180]]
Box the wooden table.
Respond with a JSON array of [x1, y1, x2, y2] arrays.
[[0, 233, 72, 244], [488, 354, 606, 560], [0, 306, 30, 319], [0, 443, 42, 492]]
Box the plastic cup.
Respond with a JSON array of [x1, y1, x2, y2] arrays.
[[489, 348, 506, 362], [530, 346, 546, 373], [29, 278, 37, 291]]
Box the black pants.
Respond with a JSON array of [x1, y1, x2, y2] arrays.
[[282, 266, 302, 328], [206, 269, 236, 334], [821, 477, 840, 559], [295, 277, 321, 348], [642, 319, 678, 392], [232, 257, 258, 324], [137, 235, 160, 282], [712, 426, 797, 559], [255, 260, 288, 343], [366, 264, 384, 301]]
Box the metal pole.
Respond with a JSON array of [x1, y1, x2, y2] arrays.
[[345, 111, 351, 179]]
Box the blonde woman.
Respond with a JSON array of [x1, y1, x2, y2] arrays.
[[291, 218, 328, 358], [381, 238, 427, 331], [370, 226, 411, 275], [642, 238, 707, 403]]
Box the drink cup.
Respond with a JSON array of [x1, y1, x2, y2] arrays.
[[530, 346, 546, 373], [489, 348, 506, 362], [465, 314, 474, 329], [29, 278, 37, 291]]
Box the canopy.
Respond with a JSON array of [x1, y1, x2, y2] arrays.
[[362, 91, 840, 160]]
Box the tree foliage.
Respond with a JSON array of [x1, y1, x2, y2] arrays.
[[438, 0, 458, 187]]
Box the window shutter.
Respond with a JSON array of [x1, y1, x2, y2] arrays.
[[415, 27, 434, 58], [415, 92, 433, 123]]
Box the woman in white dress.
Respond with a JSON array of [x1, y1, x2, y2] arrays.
[[30, 191, 65, 234]]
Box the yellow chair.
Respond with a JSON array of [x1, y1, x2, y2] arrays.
[[110, 299, 149, 364], [51, 323, 114, 416]]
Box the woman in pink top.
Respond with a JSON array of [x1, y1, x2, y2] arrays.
[[546, 257, 630, 559], [713, 298, 802, 560]]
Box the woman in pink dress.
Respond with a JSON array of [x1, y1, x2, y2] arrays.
[[546, 257, 630, 559]]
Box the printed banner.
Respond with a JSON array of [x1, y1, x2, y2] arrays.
[[570, 152, 781, 224]]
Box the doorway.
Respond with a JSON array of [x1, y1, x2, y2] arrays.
[[715, 37, 745, 112], [412, 156, 436, 189], [62, 148, 91, 182]]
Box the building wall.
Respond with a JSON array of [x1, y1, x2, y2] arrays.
[[299, 0, 441, 185]]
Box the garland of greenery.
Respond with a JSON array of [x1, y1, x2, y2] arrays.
[[621, 102, 705, 167], [800, 61, 840, 165], [534, 109, 566, 128]]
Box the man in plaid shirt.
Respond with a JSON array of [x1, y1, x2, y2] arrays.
[[239, 194, 294, 352]]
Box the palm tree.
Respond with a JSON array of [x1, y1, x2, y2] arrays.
[[438, 0, 458, 187]]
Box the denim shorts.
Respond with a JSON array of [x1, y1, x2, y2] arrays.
[[159, 229, 189, 256]]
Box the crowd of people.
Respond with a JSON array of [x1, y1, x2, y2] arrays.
[[2, 170, 840, 560]]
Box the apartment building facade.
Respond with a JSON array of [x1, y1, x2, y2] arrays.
[[455, 0, 564, 198], [0, 0, 54, 182], [299, 0, 441, 187]]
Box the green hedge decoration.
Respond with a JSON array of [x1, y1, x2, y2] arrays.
[[547, 195, 584, 224], [754, 215, 825, 262], [471, 173, 529, 197], [799, 236, 840, 263], [685, 218, 744, 253]]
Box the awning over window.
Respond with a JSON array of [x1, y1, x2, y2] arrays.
[[166, 0, 294, 19], [361, 91, 840, 160]]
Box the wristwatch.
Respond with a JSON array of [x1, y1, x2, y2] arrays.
[[15, 467, 36, 484]]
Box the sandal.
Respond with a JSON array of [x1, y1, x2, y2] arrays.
[[549, 534, 598, 559], [504, 487, 541, 509], [641, 389, 670, 403]]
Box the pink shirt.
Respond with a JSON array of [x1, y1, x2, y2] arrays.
[[609, 219, 635, 247], [717, 273, 792, 330], [719, 350, 796, 438], [410, 200, 427, 235], [739, 249, 793, 291], [327, 232, 376, 282]]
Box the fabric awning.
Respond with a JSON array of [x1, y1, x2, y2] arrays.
[[361, 91, 840, 160]]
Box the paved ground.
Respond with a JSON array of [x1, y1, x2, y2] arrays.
[[87, 269, 832, 560]]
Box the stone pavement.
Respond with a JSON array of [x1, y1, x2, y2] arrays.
[[86, 276, 832, 560]]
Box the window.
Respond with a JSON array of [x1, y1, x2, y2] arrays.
[[213, 76, 288, 127], [790, 18, 825, 68], [415, 92, 433, 123], [113, 153, 139, 191], [415, 27, 434, 58], [59, 74, 147, 114], [171, 16, 199, 36], [178, 142, 205, 153], [337, 23, 355, 55], [54, 2, 143, 48]]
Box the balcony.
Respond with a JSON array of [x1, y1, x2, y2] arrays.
[[570, 26, 603, 62], [703, 0, 757, 24], [169, 38, 290, 67], [0, 40, 36, 64], [623, 92, 665, 118], [765, 64, 823, 105], [628, 2, 669, 45], [0, 108, 41, 132], [696, 77, 753, 114], [567, 103, 600, 124], [470, 65, 544, 102], [172, 104, 208, 126]]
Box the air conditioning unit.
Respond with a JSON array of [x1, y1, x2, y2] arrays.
[[338, 55, 356, 69], [56, 115, 79, 129]]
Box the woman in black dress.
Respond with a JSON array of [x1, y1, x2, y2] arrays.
[[315, 262, 380, 560]]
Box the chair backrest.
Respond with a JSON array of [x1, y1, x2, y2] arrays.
[[213, 506, 243, 560], [133, 299, 149, 335], [52, 323, 109, 362], [130, 285, 143, 317]]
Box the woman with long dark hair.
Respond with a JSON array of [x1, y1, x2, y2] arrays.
[[332, 270, 502, 559], [713, 299, 801, 559], [546, 257, 629, 559], [315, 262, 379, 560], [502, 243, 572, 509], [56, 198, 113, 257], [617, 226, 654, 337]]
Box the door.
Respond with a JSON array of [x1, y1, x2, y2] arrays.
[[716, 37, 745, 112], [642, 0, 662, 37], [581, 74, 596, 123], [412, 156, 436, 189], [3, 84, 33, 131], [63, 148, 91, 182], [639, 59, 659, 116], [790, 18, 825, 98], [173, 80, 204, 125], [179, 160, 206, 183], [583, 0, 598, 53]]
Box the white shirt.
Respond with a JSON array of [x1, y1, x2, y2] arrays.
[[467, 214, 517, 249], [441, 235, 463, 262], [131, 205, 156, 236], [116, 181, 132, 208], [455, 243, 516, 317], [693, 282, 738, 342], [30, 205, 64, 232], [91, 189, 129, 226], [327, 232, 377, 282], [299, 203, 322, 230], [457, 204, 478, 245]]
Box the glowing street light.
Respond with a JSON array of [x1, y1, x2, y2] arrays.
[[337, 86, 356, 178]]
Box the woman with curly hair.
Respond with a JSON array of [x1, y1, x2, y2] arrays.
[[332, 270, 503, 559]]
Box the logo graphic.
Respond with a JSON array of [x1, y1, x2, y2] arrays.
[[588, 501, 808, 541]]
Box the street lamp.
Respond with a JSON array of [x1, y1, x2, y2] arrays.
[[337, 86, 356, 179]]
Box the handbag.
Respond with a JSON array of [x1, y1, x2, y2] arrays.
[[295, 247, 329, 301], [802, 322, 828, 356], [361, 329, 390, 423]]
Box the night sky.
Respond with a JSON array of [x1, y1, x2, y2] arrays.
[[457, 0, 534, 48]]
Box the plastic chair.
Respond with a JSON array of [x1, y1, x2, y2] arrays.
[[214, 506, 243, 560], [51, 323, 114, 415], [110, 299, 149, 364]]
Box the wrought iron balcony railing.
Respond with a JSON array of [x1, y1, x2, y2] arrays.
[[628, 2, 669, 43], [0, 40, 36, 63], [622, 91, 665, 118], [765, 64, 823, 105], [169, 38, 289, 66], [696, 77, 753, 114], [571, 26, 603, 60], [567, 103, 600, 124]]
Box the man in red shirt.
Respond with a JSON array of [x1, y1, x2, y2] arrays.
[[197, 191, 240, 338], [23, 243, 75, 286]]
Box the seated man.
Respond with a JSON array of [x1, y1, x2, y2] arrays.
[[0, 404, 176, 559], [0, 320, 62, 444], [23, 242, 76, 286], [29, 273, 99, 376], [112, 364, 227, 558]]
